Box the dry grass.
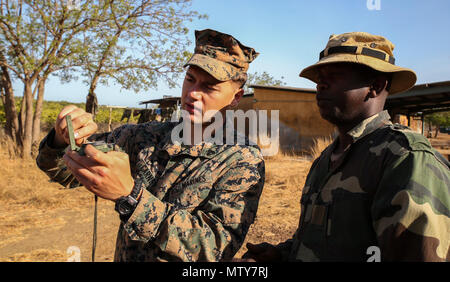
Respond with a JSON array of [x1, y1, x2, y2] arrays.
[[2, 249, 67, 262], [308, 135, 334, 160], [0, 150, 92, 211], [235, 152, 312, 257], [0, 135, 314, 262], [0, 130, 20, 159], [0, 132, 119, 262]]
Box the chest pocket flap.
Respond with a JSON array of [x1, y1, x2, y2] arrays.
[[165, 175, 213, 210]]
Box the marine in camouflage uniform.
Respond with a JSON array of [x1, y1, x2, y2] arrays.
[[36, 29, 264, 262], [245, 32, 450, 262]]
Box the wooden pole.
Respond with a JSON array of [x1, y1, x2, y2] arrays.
[[108, 107, 112, 131], [421, 113, 425, 135]]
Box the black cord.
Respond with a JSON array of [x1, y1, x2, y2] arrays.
[[92, 195, 98, 262]]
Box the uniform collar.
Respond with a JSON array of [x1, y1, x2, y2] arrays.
[[346, 110, 392, 143], [321, 110, 392, 171], [159, 122, 242, 158]]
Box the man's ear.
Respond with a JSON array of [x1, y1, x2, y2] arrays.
[[369, 76, 389, 97], [230, 88, 244, 107]]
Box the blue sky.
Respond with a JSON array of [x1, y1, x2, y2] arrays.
[[14, 0, 450, 108]]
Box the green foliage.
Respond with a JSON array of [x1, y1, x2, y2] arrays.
[[0, 99, 130, 127], [245, 71, 286, 93], [0, 0, 206, 110], [94, 107, 128, 124], [0, 97, 23, 125], [0, 1, 205, 157], [67, 0, 207, 93], [425, 111, 450, 127], [39, 101, 85, 125]]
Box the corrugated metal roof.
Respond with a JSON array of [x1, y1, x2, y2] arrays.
[[386, 81, 450, 115], [139, 97, 181, 105], [137, 81, 450, 114], [249, 84, 316, 93]]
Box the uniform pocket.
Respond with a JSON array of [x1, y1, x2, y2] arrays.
[[326, 190, 377, 260], [166, 175, 213, 209], [300, 189, 319, 225]]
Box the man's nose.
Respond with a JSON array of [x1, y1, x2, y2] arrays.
[[188, 87, 202, 100], [316, 80, 329, 92]]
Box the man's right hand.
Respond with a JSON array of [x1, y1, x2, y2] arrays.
[[241, 242, 282, 262], [53, 105, 98, 148]]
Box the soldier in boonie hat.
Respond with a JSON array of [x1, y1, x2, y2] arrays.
[[243, 32, 450, 262], [184, 29, 259, 83], [300, 32, 416, 94]]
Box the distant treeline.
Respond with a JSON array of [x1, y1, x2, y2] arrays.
[[0, 98, 135, 128]]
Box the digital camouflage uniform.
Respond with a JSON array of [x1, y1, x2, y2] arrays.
[[276, 111, 450, 261], [37, 121, 264, 261], [36, 29, 264, 262]]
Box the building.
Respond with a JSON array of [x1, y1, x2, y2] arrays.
[[235, 81, 450, 157], [236, 85, 336, 155], [385, 80, 450, 135], [138, 95, 181, 122], [133, 81, 449, 158]]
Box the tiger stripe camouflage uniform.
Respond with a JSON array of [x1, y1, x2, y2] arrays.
[[36, 121, 265, 261], [276, 110, 450, 261]]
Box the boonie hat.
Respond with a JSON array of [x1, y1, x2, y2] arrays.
[[300, 32, 417, 94]]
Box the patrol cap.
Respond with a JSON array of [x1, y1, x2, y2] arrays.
[[299, 32, 417, 95], [184, 29, 259, 82]]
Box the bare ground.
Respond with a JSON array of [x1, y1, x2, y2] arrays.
[[0, 143, 311, 262], [2, 132, 447, 262]]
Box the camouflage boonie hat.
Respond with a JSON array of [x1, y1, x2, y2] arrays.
[[184, 29, 259, 81], [299, 32, 417, 95]]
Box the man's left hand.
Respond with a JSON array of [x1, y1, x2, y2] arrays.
[[63, 144, 134, 201]]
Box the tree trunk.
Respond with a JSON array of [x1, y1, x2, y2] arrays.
[[434, 125, 439, 138], [21, 81, 34, 158], [0, 68, 20, 145], [19, 91, 26, 138], [108, 107, 112, 131], [427, 121, 433, 138], [86, 76, 99, 117], [32, 77, 46, 146]]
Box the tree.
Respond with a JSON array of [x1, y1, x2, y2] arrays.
[[69, 0, 204, 117], [244, 71, 286, 93], [0, 0, 204, 157], [0, 0, 107, 157], [425, 111, 450, 137], [0, 45, 19, 145]]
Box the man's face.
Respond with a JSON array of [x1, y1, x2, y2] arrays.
[[315, 63, 373, 125], [181, 65, 242, 124]]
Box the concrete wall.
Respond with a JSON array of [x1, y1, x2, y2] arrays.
[[236, 94, 255, 112], [234, 87, 336, 154], [252, 88, 335, 137]]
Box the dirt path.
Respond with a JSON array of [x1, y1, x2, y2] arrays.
[[0, 199, 120, 262], [0, 153, 309, 262]]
